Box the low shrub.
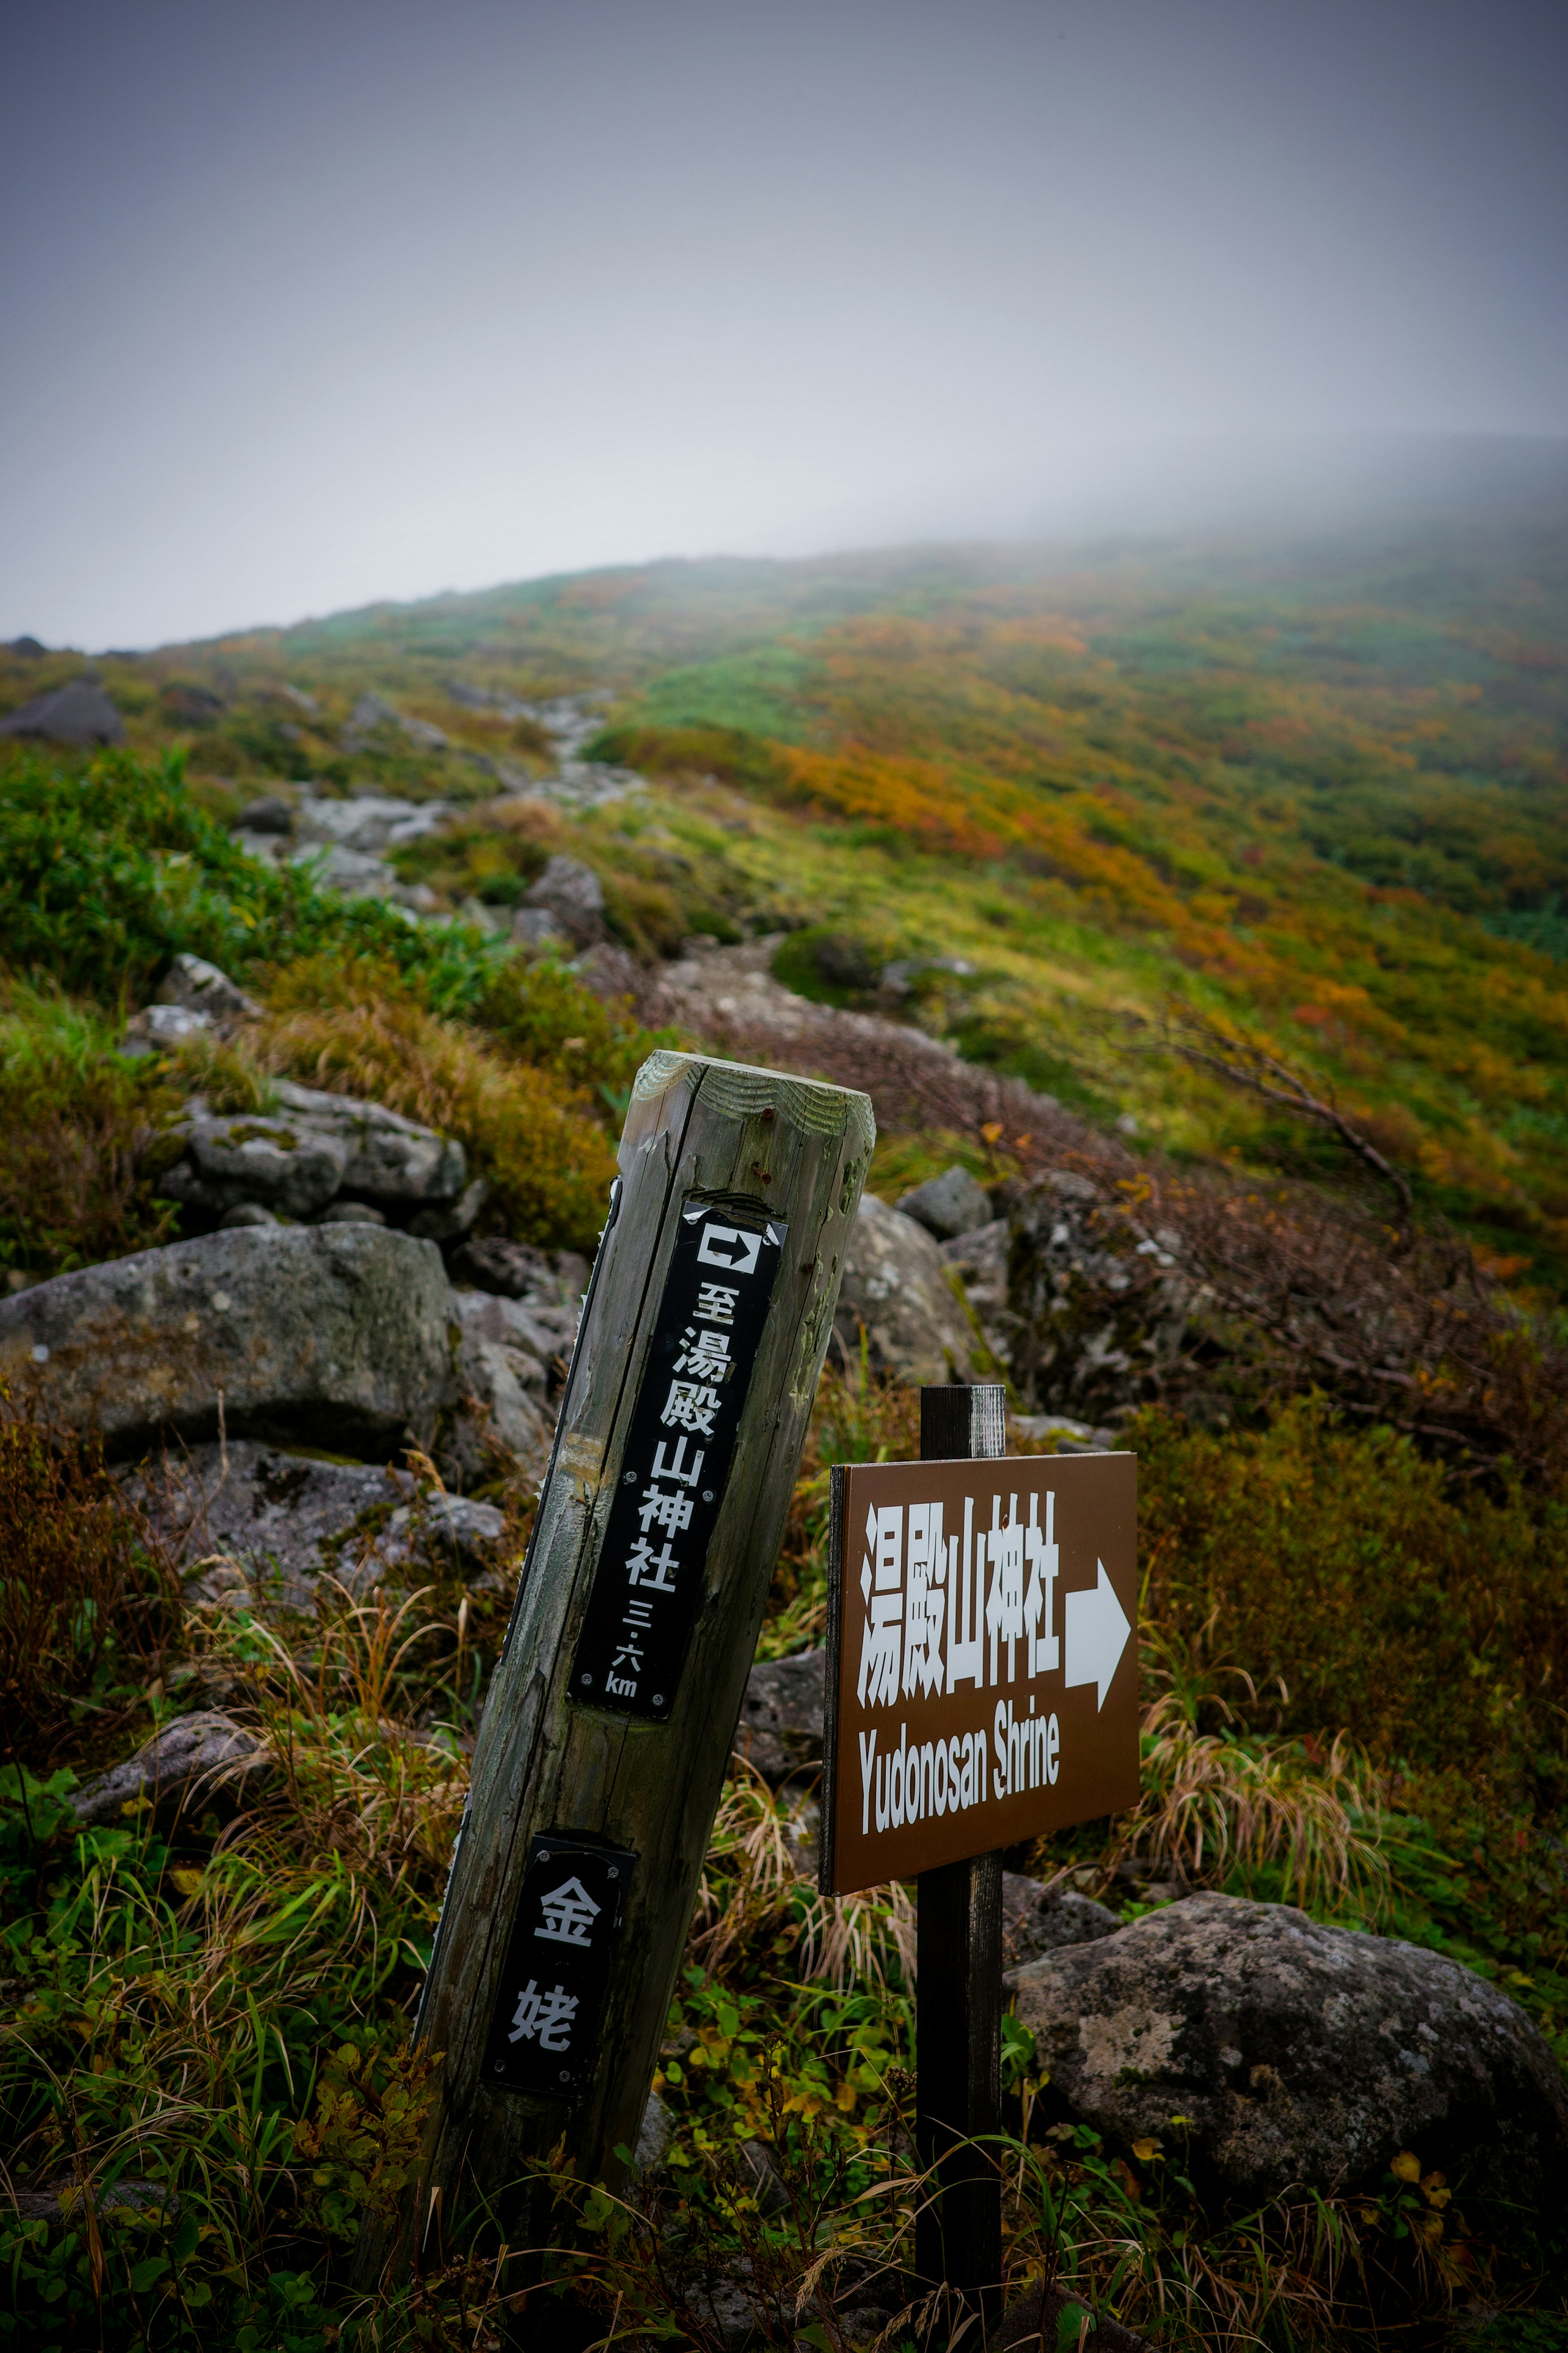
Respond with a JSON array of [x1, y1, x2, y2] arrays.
[[0, 745, 506, 1013], [1135, 1395, 1568, 1797]]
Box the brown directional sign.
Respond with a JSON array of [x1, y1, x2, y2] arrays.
[[820, 1452, 1138, 1896]]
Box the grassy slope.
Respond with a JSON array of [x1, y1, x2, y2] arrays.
[[14, 500, 1563, 1289]]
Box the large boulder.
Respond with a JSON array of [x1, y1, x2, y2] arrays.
[[833, 1193, 982, 1385], [0, 678, 125, 747], [1008, 1892, 1568, 2202], [0, 1224, 456, 1459], [896, 1164, 993, 1241]]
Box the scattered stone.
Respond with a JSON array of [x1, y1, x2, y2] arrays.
[[154, 952, 259, 1022], [574, 942, 645, 1004], [71, 1711, 272, 1827], [9, 2178, 180, 2226], [376, 1492, 509, 1583], [733, 1649, 825, 1782], [511, 904, 568, 950], [160, 1086, 465, 1221], [1007, 1893, 1568, 2202], [0, 678, 125, 747], [296, 792, 451, 855], [219, 1202, 280, 1230], [0, 1223, 456, 1459], [128, 1438, 393, 1600], [834, 1194, 982, 1385], [120, 1002, 212, 1056], [159, 1111, 353, 1220], [292, 841, 398, 897], [634, 2088, 674, 2179], [448, 1319, 553, 1484], [409, 1177, 489, 1247], [235, 794, 295, 834], [451, 1289, 556, 1391], [896, 1163, 993, 1241], [1001, 1873, 1120, 1968], [522, 854, 607, 946], [317, 1200, 388, 1225], [341, 691, 448, 752], [447, 1238, 589, 1356]]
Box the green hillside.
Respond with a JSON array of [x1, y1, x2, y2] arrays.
[[11, 500, 1566, 1288]]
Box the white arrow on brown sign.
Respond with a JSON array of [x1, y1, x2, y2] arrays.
[[819, 1450, 1138, 1896]]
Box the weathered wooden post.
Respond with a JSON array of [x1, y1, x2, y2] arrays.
[[356, 1049, 871, 2285], [914, 1383, 1007, 2316]]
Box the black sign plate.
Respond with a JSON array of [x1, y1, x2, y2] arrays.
[[484, 1835, 637, 2099], [571, 1199, 786, 1721]]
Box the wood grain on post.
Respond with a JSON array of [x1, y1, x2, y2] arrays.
[[358, 1050, 871, 2284], [915, 1382, 1007, 2318]]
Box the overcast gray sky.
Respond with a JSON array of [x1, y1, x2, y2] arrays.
[[4, 0, 1566, 649]]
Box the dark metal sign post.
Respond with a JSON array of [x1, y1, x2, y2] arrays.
[[358, 1051, 871, 2286], [821, 1385, 1138, 2324]]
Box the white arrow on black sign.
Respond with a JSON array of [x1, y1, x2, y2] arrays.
[[1063, 1560, 1131, 1711]]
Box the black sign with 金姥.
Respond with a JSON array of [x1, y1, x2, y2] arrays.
[[571, 1200, 786, 1722], [485, 1835, 637, 2099]]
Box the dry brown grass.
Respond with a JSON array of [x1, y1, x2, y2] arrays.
[[252, 956, 620, 1249]]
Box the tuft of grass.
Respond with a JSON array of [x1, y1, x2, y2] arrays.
[[256, 955, 621, 1251], [0, 984, 183, 1279]]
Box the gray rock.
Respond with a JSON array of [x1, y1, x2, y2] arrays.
[[376, 1492, 509, 1582], [271, 1082, 466, 1206], [7, 634, 46, 658], [447, 1237, 588, 1356], [634, 2087, 674, 2179], [511, 904, 568, 950], [71, 1711, 271, 1827], [990, 2281, 1156, 2353], [896, 1164, 993, 1241], [834, 1194, 982, 1385], [154, 952, 258, 1022], [235, 794, 294, 834], [120, 1002, 212, 1056], [317, 1200, 388, 1225], [291, 841, 398, 897], [0, 1224, 455, 1458], [128, 1438, 392, 1599], [218, 1201, 279, 1230], [523, 854, 607, 946], [160, 1111, 352, 1219], [408, 1176, 489, 1245], [296, 793, 451, 855], [448, 1326, 552, 1483], [1001, 1873, 1120, 1968], [942, 1218, 1019, 1374], [0, 678, 125, 747], [1007, 1892, 1568, 2202], [341, 692, 448, 752], [735, 2137, 789, 2216], [733, 1649, 826, 1782], [451, 1289, 555, 1391], [573, 942, 645, 1004]]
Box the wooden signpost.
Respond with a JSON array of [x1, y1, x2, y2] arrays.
[[356, 1050, 872, 2285], [821, 1387, 1138, 2319]]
